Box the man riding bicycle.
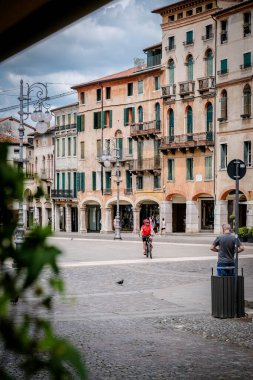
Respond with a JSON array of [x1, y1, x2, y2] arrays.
[[140, 219, 153, 255]]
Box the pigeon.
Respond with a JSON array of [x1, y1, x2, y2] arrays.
[[116, 279, 124, 285]]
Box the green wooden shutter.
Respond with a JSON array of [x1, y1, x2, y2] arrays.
[[68, 172, 71, 191], [126, 170, 132, 190], [77, 115, 81, 132], [105, 171, 111, 189], [244, 52, 251, 68], [124, 108, 128, 126], [57, 173, 60, 190], [94, 113, 97, 129], [186, 31, 193, 44], [132, 107, 135, 123], [62, 173, 65, 191], [206, 103, 213, 132], [117, 138, 123, 159], [80, 172, 85, 192], [73, 172, 77, 197], [109, 110, 112, 128], [220, 59, 227, 74], [92, 171, 96, 190], [76, 172, 80, 192], [102, 111, 105, 129], [81, 115, 85, 131]]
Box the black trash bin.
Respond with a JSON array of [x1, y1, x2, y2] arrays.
[[211, 274, 245, 318]]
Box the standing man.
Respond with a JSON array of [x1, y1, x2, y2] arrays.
[[210, 223, 245, 276]]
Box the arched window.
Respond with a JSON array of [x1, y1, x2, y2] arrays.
[[206, 49, 213, 76], [155, 103, 161, 129], [168, 109, 174, 142], [220, 90, 227, 121], [206, 102, 213, 131], [168, 59, 175, 84], [242, 84, 251, 117], [186, 106, 193, 140], [187, 55, 193, 81]]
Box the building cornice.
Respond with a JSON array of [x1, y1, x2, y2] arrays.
[[216, 75, 253, 88]]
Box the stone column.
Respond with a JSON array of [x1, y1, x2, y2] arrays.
[[34, 205, 39, 225], [214, 200, 228, 234], [159, 200, 172, 233], [51, 203, 55, 231], [103, 206, 113, 233], [65, 205, 72, 232], [246, 205, 253, 228], [186, 201, 199, 233], [54, 204, 60, 232], [41, 202, 47, 226], [80, 205, 87, 233], [132, 207, 141, 233]]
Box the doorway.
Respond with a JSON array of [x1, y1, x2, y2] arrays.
[[201, 199, 214, 230], [172, 203, 186, 232], [88, 206, 101, 232], [71, 207, 78, 232]]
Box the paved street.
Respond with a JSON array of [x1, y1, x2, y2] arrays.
[[12, 235, 253, 379]]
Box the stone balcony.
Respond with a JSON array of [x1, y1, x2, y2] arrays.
[[129, 156, 161, 175], [160, 131, 214, 154], [197, 76, 215, 94], [130, 120, 161, 140]]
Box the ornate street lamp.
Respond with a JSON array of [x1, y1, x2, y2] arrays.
[[101, 141, 122, 240], [15, 79, 52, 249]]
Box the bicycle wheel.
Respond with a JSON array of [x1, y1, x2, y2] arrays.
[[146, 242, 150, 258]]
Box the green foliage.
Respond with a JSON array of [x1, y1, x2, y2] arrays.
[[247, 227, 253, 237], [0, 144, 87, 379], [238, 227, 248, 237]]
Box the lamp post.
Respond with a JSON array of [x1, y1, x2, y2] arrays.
[[101, 141, 122, 240], [15, 79, 52, 249]]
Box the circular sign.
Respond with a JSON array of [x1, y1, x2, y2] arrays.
[[227, 159, 246, 180]]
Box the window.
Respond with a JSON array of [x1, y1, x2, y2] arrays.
[[185, 31, 193, 45], [62, 138, 65, 157], [219, 90, 227, 121], [154, 175, 161, 189], [74, 113, 77, 124], [73, 137, 77, 156], [177, 12, 183, 19], [126, 171, 132, 191], [106, 87, 111, 99], [68, 172, 71, 191], [186, 158, 193, 180], [77, 114, 85, 132], [206, 49, 213, 76], [67, 113, 71, 125], [155, 103, 161, 129], [96, 88, 102, 102], [116, 138, 123, 160], [97, 139, 102, 157], [127, 82, 133, 96], [168, 59, 175, 84], [136, 176, 143, 190], [128, 137, 133, 155], [205, 156, 213, 180], [205, 24, 213, 39], [105, 171, 111, 190], [196, 6, 202, 13], [206, 103, 213, 132], [80, 92, 85, 104], [242, 52, 251, 69], [220, 144, 227, 169], [103, 110, 112, 128], [138, 106, 143, 125], [154, 76, 160, 91], [92, 171, 96, 191], [221, 20, 228, 44], [168, 109, 174, 141], [62, 115, 66, 126], [206, 3, 213, 10], [94, 111, 102, 129], [168, 15, 174, 22], [186, 9, 193, 17], [62, 173, 65, 191], [68, 137, 71, 156], [168, 36, 175, 50], [244, 141, 252, 166], [124, 107, 135, 126], [186, 106, 193, 139], [138, 80, 143, 94], [219, 59, 228, 74], [56, 116, 60, 126], [243, 12, 251, 37], [56, 173, 60, 190], [187, 55, 193, 81], [168, 159, 175, 180], [242, 84, 251, 117], [80, 141, 85, 159]]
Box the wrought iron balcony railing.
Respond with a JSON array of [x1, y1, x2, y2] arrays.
[[130, 120, 161, 139], [179, 81, 195, 96], [201, 33, 214, 41], [161, 84, 176, 98], [55, 123, 77, 131], [160, 132, 214, 153], [51, 189, 74, 198], [198, 76, 215, 93], [129, 156, 161, 174]]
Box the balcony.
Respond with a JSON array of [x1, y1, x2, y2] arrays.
[[129, 156, 161, 175], [55, 123, 77, 131], [178, 81, 195, 97], [220, 31, 228, 44], [217, 69, 228, 76], [240, 63, 252, 70], [183, 40, 194, 47], [201, 33, 214, 41], [243, 23, 251, 37], [161, 84, 176, 99], [130, 120, 161, 140], [198, 76, 215, 94], [51, 189, 74, 198], [160, 131, 214, 154], [165, 45, 176, 52]]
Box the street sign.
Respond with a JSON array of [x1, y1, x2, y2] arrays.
[[227, 159, 246, 180]]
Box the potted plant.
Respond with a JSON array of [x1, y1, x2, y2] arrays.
[[238, 226, 248, 242], [229, 214, 235, 230], [247, 227, 253, 243]]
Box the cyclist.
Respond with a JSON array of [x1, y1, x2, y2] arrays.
[[140, 219, 153, 255]]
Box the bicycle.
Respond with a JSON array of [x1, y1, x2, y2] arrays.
[[145, 235, 152, 259]]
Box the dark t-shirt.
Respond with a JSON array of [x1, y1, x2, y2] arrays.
[[213, 233, 241, 263]]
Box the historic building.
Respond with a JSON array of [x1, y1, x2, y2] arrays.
[[51, 103, 79, 232], [71, 47, 164, 233], [212, 0, 253, 232]]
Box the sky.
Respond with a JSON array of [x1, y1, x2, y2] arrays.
[[0, 0, 172, 121]]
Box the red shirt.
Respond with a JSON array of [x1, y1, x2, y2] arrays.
[[141, 224, 151, 236]]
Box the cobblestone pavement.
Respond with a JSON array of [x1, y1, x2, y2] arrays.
[[6, 239, 253, 379]]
